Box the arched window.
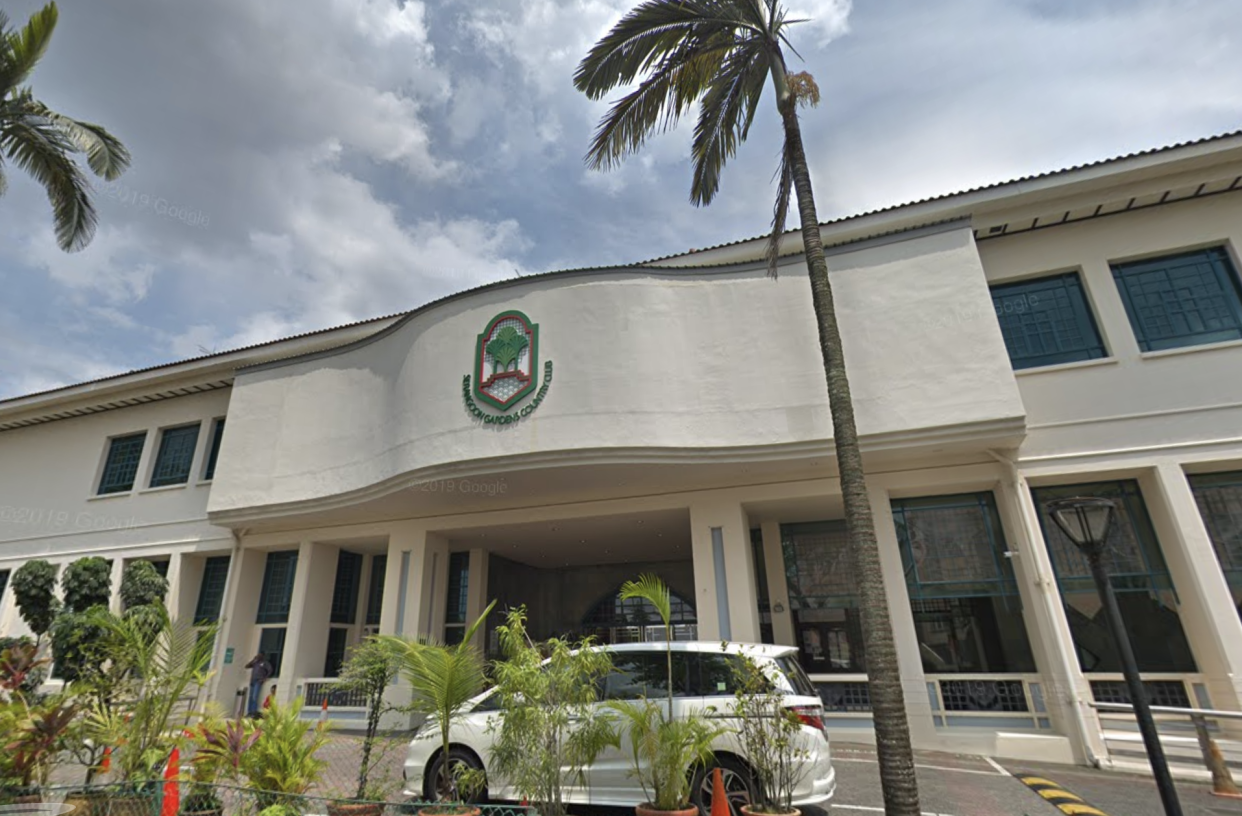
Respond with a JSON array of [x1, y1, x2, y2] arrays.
[[580, 584, 697, 644]]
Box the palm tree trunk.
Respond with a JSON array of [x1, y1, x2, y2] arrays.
[[778, 98, 922, 816]]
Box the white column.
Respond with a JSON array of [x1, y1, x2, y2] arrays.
[[210, 545, 266, 712], [108, 557, 125, 614], [867, 483, 936, 744], [689, 499, 759, 643], [761, 520, 796, 647], [378, 524, 451, 641], [280, 540, 337, 703], [1142, 463, 1242, 717], [165, 552, 187, 620], [995, 472, 1106, 765]]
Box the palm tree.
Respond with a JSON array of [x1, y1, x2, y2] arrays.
[[574, 3, 922, 813], [1, 2, 130, 251]]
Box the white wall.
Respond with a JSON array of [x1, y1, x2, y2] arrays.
[[209, 225, 1025, 518], [978, 193, 1242, 460]]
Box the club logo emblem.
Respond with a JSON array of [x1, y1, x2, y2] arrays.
[[462, 310, 552, 425]]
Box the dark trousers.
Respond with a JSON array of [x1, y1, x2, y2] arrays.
[[248, 679, 263, 715]]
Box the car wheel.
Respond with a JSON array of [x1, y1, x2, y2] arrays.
[[691, 755, 757, 816], [425, 747, 487, 804]]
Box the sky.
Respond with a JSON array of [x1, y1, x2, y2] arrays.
[[1, 0, 1240, 400]]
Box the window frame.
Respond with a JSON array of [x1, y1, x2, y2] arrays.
[[1111, 245, 1242, 352], [989, 270, 1109, 370], [147, 423, 202, 488], [98, 431, 148, 495], [203, 417, 226, 482], [256, 550, 299, 625]]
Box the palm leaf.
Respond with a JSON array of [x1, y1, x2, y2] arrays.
[[765, 140, 794, 278], [619, 573, 671, 626], [1, 110, 96, 250], [25, 101, 131, 179], [0, 2, 57, 96]]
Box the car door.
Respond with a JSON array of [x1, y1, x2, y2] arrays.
[[589, 649, 697, 806]]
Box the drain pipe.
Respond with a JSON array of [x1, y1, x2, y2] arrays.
[[987, 449, 1102, 769]]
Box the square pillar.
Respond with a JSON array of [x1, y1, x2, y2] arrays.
[[466, 548, 491, 647], [173, 554, 205, 625], [378, 525, 450, 641], [760, 520, 796, 647], [164, 553, 187, 621], [210, 546, 264, 712], [108, 558, 125, 614], [690, 499, 760, 643], [1142, 463, 1242, 716], [281, 540, 338, 702], [995, 472, 1106, 765], [867, 483, 936, 744]]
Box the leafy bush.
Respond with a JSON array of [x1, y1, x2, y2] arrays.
[[120, 561, 168, 610], [62, 557, 112, 613], [11, 560, 59, 638]]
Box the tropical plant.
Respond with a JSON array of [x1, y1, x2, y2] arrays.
[[239, 697, 330, 812], [575, 5, 921, 812], [4, 695, 78, 790], [488, 606, 616, 816], [85, 608, 216, 785], [0, 637, 47, 698], [329, 636, 404, 801], [381, 601, 496, 806], [1, 2, 131, 251], [51, 556, 115, 684], [186, 701, 258, 814], [10, 559, 59, 642], [727, 650, 809, 814], [611, 575, 725, 812], [120, 560, 169, 609]]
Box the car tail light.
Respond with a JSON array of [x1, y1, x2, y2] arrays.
[[787, 705, 827, 738]]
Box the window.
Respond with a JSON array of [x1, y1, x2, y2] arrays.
[[365, 554, 387, 627], [603, 652, 694, 700], [256, 551, 299, 624], [443, 551, 470, 645], [0, 569, 9, 603], [195, 556, 231, 624], [204, 418, 225, 481], [258, 627, 287, 677], [324, 628, 349, 677], [1189, 471, 1242, 622], [1112, 246, 1242, 351], [330, 551, 363, 625], [148, 559, 170, 578], [751, 529, 773, 644], [990, 272, 1107, 369], [1032, 480, 1197, 673], [98, 432, 147, 494], [781, 520, 866, 674], [892, 493, 1035, 673], [150, 424, 201, 487]]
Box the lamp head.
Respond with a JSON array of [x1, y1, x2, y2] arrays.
[[1045, 496, 1117, 558]]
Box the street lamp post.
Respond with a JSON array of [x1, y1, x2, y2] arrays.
[[1045, 496, 1184, 816]]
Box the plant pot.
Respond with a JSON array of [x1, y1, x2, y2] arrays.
[[328, 803, 385, 816], [417, 807, 481, 816], [64, 790, 110, 816], [104, 795, 155, 816], [635, 805, 699, 816], [740, 807, 800, 816]]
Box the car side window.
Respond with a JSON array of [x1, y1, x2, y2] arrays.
[[694, 653, 775, 697], [604, 652, 695, 700]]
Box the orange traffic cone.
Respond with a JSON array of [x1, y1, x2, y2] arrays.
[[161, 747, 181, 816], [320, 697, 329, 722], [711, 767, 730, 816]]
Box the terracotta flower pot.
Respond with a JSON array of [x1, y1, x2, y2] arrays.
[[328, 803, 385, 816], [635, 804, 699, 816]]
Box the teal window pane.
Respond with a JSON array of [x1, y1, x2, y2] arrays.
[[256, 551, 298, 624], [204, 418, 225, 481], [0, 570, 9, 603], [991, 272, 1106, 369], [892, 492, 1018, 599], [194, 556, 231, 624], [445, 551, 470, 626], [1189, 471, 1242, 585], [330, 551, 363, 625], [150, 424, 201, 487], [258, 627, 287, 677], [365, 554, 387, 627], [99, 432, 146, 494], [780, 520, 866, 674], [1112, 247, 1242, 351], [324, 627, 349, 677]]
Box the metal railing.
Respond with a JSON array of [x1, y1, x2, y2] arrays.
[[926, 674, 1053, 730], [1091, 701, 1242, 799]]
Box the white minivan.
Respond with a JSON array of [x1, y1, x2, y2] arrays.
[[403, 641, 837, 813]]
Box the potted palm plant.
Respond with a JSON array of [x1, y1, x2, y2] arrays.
[[610, 576, 724, 816], [325, 637, 405, 816], [381, 601, 496, 816], [727, 650, 811, 816], [488, 606, 615, 816]]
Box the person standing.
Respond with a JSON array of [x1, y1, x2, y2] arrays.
[[244, 651, 273, 717]]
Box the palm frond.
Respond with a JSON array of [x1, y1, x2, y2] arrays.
[[1, 112, 95, 251], [0, 2, 57, 96], [689, 36, 769, 205], [765, 140, 794, 278], [619, 573, 671, 627], [25, 101, 131, 179]]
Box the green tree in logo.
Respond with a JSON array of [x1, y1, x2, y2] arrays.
[[487, 326, 529, 375]]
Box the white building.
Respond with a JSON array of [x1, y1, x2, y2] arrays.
[[2, 131, 1241, 770]]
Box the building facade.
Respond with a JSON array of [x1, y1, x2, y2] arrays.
[[2, 133, 1242, 768]]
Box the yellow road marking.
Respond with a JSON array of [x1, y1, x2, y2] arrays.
[[1015, 774, 1111, 816]]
